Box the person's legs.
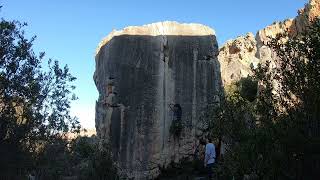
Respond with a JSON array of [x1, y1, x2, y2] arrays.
[[207, 163, 214, 179]]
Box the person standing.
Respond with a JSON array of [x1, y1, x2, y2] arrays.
[[204, 137, 216, 179]]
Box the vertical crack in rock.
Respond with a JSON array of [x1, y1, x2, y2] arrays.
[[192, 49, 198, 132], [160, 34, 169, 151]]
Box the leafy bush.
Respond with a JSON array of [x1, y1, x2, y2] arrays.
[[77, 140, 119, 180], [237, 76, 258, 102]]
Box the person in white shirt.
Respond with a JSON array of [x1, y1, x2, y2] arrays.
[[204, 137, 216, 179]]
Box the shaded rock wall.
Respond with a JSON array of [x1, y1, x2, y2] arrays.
[[94, 22, 220, 179]]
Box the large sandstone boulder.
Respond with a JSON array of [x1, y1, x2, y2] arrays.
[[94, 21, 221, 179]]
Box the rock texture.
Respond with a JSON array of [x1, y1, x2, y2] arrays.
[[219, 0, 320, 85], [218, 33, 259, 85], [94, 21, 221, 179]]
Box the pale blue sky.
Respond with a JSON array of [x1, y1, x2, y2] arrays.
[[1, 0, 307, 128]]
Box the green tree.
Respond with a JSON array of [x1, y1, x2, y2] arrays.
[[238, 76, 258, 102], [0, 18, 80, 177], [211, 19, 320, 179], [35, 138, 74, 179], [252, 18, 320, 179], [205, 80, 257, 179], [71, 138, 119, 180]]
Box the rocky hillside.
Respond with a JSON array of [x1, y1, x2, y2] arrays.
[[218, 32, 260, 85], [219, 0, 320, 85]]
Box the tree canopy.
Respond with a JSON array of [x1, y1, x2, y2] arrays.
[[0, 17, 80, 177], [208, 19, 320, 179]]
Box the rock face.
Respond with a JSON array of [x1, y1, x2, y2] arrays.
[[218, 33, 259, 85], [219, 0, 320, 85], [94, 22, 221, 179]]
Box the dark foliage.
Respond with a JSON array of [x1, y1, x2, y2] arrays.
[[208, 19, 320, 179], [77, 139, 119, 180], [156, 158, 199, 180], [237, 76, 258, 102], [0, 17, 80, 177]]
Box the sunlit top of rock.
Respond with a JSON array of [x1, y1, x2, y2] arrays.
[[96, 21, 215, 55]]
